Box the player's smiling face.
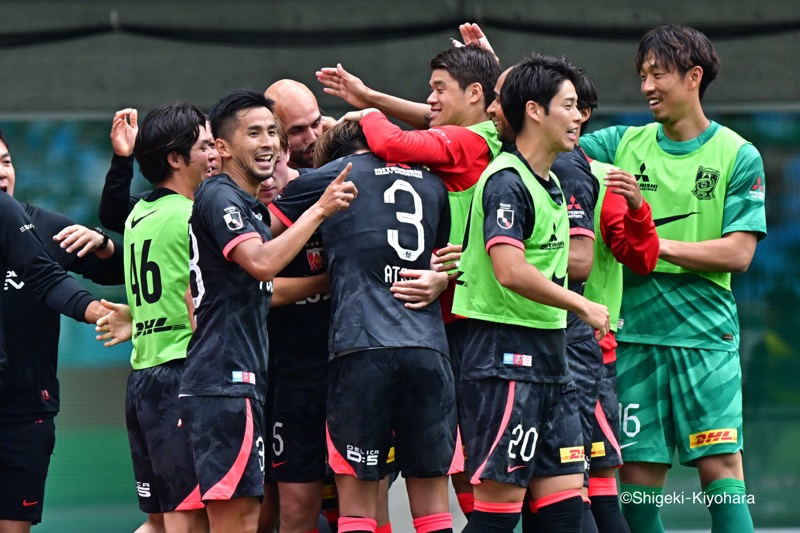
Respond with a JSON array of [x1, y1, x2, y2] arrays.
[[427, 69, 472, 127], [488, 67, 514, 144], [0, 140, 16, 197], [540, 80, 582, 153], [222, 107, 279, 187], [182, 124, 217, 186], [639, 52, 690, 125]]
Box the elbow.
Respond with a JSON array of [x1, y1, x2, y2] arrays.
[[494, 268, 518, 291], [731, 256, 752, 274]]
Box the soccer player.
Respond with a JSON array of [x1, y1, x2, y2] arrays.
[[271, 120, 457, 533], [0, 131, 115, 533], [121, 103, 217, 533], [579, 24, 765, 532], [319, 46, 501, 518], [451, 54, 610, 533], [177, 88, 355, 533], [265, 80, 325, 169]]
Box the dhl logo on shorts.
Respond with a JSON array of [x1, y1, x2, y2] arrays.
[[591, 442, 606, 458], [689, 428, 738, 448], [559, 447, 585, 463]]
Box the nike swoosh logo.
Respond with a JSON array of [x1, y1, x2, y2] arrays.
[[22, 500, 38, 507], [619, 441, 638, 449], [507, 464, 526, 473], [653, 213, 699, 227], [131, 210, 158, 228], [271, 460, 287, 468]]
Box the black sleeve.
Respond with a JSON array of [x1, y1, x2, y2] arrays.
[[98, 153, 143, 234], [552, 149, 598, 236], [482, 169, 535, 249], [32, 206, 125, 286], [0, 194, 94, 323], [271, 161, 345, 224]]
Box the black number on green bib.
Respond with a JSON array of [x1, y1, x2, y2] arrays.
[[129, 240, 163, 306]]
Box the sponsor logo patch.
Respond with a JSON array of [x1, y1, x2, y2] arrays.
[[591, 441, 606, 458], [749, 177, 765, 201], [497, 206, 514, 229], [502, 352, 532, 367], [689, 428, 737, 448], [232, 371, 256, 385], [560, 447, 585, 463], [635, 163, 658, 192]]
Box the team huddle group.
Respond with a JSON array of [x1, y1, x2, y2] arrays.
[[0, 21, 766, 533]]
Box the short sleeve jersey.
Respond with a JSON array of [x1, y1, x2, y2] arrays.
[[180, 175, 273, 401], [581, 122, 767, 349], [459, 151, 568, 384], [552, 148, 599, 344], [272, 153, 451, 358]]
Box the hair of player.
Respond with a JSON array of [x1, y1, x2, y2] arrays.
[[575, 71, 599, 135], [501, 53, 582, 134], [430, 45, 502, 110], [275, 118, 289, 154], [133, 103, 207, 185], [635, 24, 720, 100], [313, 120, 368, 168], [0, 129, 8, 151], [208, 88, 275, 142]]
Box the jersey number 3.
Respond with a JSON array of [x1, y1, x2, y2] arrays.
[[384, 179, 424, 261]]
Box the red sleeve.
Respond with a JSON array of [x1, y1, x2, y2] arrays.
[[599, 193, 659, 276], [360, 112, 487, 192]]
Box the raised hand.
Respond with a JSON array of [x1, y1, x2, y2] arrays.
[[315, 163, 358, 218], [605, 168, 644, 211], [110, 108, 138, 157], [316, 64, 372, 109]]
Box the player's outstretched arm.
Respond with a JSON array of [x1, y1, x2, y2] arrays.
[[231, 164, 357, 282], [272, 273, 330, 307], [99, 108, 139, 233], [317, 63, 430, 130], [95, 299, 133, 347], [490, 243, 610, 338]]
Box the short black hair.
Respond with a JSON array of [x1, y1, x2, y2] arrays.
[[314, 120, 369, 168], [501, 54, 582, 134], [208, 88, 275, 142], [635, 24, 720, 100], [430, 45, 501, 110], [133, 103, 206, 185], [0, 129, 9, 150], [575, 72, 599, 135]]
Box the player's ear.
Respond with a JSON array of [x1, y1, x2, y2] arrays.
[[215, 138, 231, 158], [526, 101, 540, 123], [686, 65, 703, 91], [468, 82, 483, 104], [167, 151, 182, 170]]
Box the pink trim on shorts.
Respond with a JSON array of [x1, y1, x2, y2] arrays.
[[325, 423, 357, 477], [202, 398, 254, 500], [594, 400, 621, 460], [174, 484, 204, 511], [448, 426, 465, 474], [470, 381, 516, 485], [223, 232, 262, 260]]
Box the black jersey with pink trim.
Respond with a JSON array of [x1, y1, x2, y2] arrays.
[[272, 153, 450, 358], [552, 148, 598, 344], [181, 175, 273, 401]]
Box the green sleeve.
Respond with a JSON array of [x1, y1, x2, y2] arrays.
[[722, 143, 767, 239], [579, 125, 630, 164]]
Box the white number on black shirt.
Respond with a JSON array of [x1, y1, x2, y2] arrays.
[[383, 179, 424, 262]]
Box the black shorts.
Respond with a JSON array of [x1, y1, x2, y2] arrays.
[[445, 319, 468, 388], [126, 361, 202, 513], [327, 348, 459, 480], [0, 417, 55, 524], [460, 379, 584, 488], [565, 337, 603, 471], [590, 362, 623, 469], [270, 384, 327, 483], [181, 395, 266, 501]]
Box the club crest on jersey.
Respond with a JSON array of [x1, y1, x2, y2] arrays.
[[692, 166, 720, 200], [497, 204, 514, 229], [306, 247, 325, 271], [223, 207, 244, 231]]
